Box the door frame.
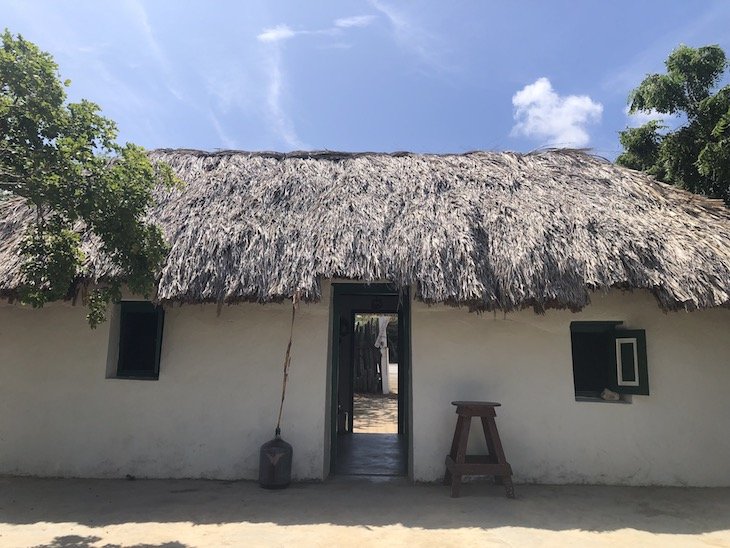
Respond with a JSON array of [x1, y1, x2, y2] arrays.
[[328, 282, 412, 477]]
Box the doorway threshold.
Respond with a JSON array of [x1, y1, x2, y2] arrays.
[[327, 474, 410, 486], [334, 433, 407, 477]]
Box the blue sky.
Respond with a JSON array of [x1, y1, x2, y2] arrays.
[[3, 1, 730, 158]]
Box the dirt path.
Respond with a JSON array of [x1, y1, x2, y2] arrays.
[[353, 393, 398, 433], [1, 477, 729, 547]]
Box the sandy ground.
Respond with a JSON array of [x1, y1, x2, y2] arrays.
[[353, 393, 398, 433], [1, 477, 729, 547]]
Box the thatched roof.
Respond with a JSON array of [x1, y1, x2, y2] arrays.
[[1, 149, 729, 311]]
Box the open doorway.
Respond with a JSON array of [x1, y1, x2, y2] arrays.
[[329, 284, 410, 477], [352, 313, 398, 434]]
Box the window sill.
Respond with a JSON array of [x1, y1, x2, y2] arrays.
[[574, 395, 632, 404], [107, 375, 159, 381]]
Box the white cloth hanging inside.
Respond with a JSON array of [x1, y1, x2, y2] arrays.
[[375, 315, 391, 394]]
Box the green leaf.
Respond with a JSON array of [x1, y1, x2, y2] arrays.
[[618, 44, 730, 205], [1, 30, 183, 325]]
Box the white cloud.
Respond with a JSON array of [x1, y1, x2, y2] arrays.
[[256, 13, 376, 46], [257, 25, 296, 43], [261, 48, 308, 150], [124, 0, 185, 101], [511, 77, 603, 147], [368, 0, 451, 72], [318, 42, 353, 50], [253, 13, 385, 148], [624, 106, 664, 127], [255, 14, 382, 148], [209, 112, 238, 149], [335, 15, 376, 28], [125, 0, 165, 67], [205, 65, 254, 114]]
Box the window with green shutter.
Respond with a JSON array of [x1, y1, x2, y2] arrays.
[[115, 301, 165, 380], [570, 321, 649, 401]]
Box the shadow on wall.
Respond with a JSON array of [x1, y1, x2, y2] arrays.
[[33, 535, 186, 548], [2, 477, 730, 536]]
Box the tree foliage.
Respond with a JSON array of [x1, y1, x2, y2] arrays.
[[0, 30, 176, 326], [617, 44, 730, 204]]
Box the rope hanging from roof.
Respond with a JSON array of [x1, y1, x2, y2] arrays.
[[275, 290, 300, 436]]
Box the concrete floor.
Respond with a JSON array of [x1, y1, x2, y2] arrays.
[[335, 433, 407, 476], [341, 393, 405, 476], [1, 477, 729, 547]]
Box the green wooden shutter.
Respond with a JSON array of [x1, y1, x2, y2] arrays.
[[610, 329, 649, 395]]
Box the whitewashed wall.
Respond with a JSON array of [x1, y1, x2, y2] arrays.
[[0, 296, 330, 480], [411, 291, 730, 486], [1, 287, 729, 485]]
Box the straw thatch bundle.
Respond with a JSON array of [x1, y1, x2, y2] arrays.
[[1, 148, 729, 312]]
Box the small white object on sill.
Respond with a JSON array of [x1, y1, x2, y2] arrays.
[[600, 388, 620, 401]]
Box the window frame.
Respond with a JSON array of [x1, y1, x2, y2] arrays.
[[115, 301, 165, 380]]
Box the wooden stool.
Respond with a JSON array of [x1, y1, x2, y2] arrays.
[[444, 401, 515, 498]]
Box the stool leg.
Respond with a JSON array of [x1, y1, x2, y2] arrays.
[[480, 417, 497, 458], [444, 414, 465, 485], [503, 475, 515, 499], [483, 415, 515, 499], [449, 415, 466, 460], [480, 417, 502, 485], [450, 416, 471, 498]]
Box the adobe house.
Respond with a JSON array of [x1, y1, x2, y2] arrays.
[[0, 149, 728, 485]]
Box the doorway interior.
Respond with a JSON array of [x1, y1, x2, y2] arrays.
[[329, 284, 410, 477]]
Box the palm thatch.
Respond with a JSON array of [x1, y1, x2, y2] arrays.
[[1, 149, 729, 312]]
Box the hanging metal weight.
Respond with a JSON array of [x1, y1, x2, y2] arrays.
[[259, 428, 293, 489]]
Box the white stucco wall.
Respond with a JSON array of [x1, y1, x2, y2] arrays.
[[1, 287, 729, 485], [0, 296, 330, 480], [411, 291, 730, 486]]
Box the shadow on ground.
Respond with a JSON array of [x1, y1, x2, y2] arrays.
[[1, 476, 729, 537], [32, 536, 185, 548]]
